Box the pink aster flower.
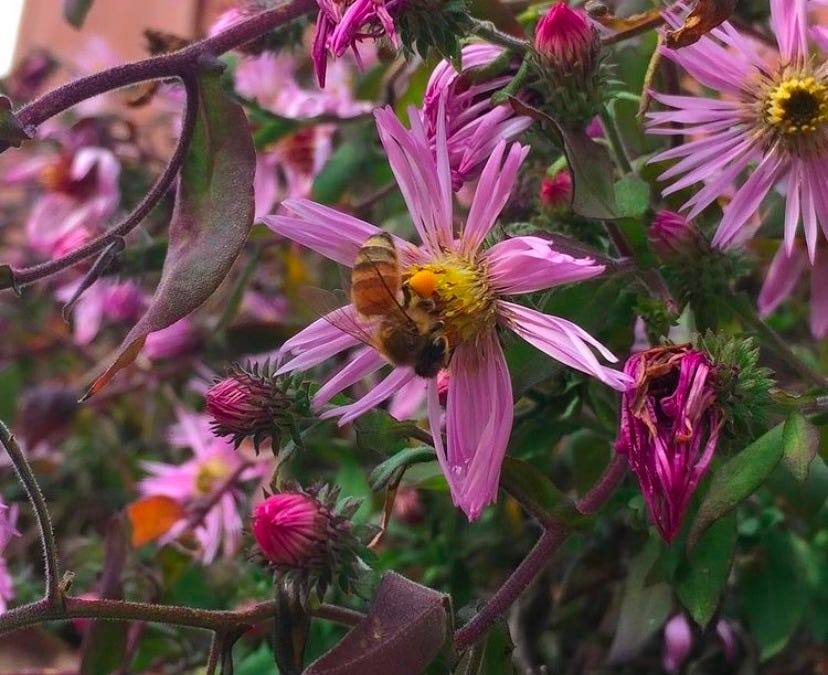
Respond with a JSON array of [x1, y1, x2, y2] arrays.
[[138, 410, 270, 563], [422, 44, 533, 190], [0, 502, 20, 614], [263, 106, 630, 520], [616, 345, 722, 542], [143, 317, 203, 360], [646, 0, 828, 260], [56, 278, 146, 345], [758, 242, 828, 338]]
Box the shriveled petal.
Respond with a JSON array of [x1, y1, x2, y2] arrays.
[[443, 332, 513, 520], [758, 244, 806, 318], [483, 236, 605, 295], [321, 367, 417, 425], [462, 141, 530, 254], [499, 301, 631, 390]]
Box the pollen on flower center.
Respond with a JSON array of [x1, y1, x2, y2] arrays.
[[195, 458, 231, 494], [765, 76, 828, 135], [405, 254, 496, 344]]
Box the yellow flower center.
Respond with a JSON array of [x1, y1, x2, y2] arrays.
[[404, 254, 496, 345], [195, 458, 231, 495], [765, 76, 828, 135]]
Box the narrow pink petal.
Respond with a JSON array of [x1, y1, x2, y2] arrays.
[[758, 244, 806, 317], [444, 332, 513, 520], [313, 347, 386, 407], [483, 236, 605, 295], [811, 249, 828, 338], [712, 153, 784, 250], [277, 309, 361, 374], [427, 377, 450, 482], [499, 301, 631, 390], [770, 0, 808, 60], [321, 367, 417, 425], [387, 376, 428, 421], [462, 142, 530, 253], [261, 200, 381, 266], [784, 165, 802, 257]]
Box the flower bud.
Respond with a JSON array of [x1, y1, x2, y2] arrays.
[[540, 170, 573, 213], [662, 614, 693, 673], [649, 210, 703, 258], [535, 3, 598, 70], [715, 619, 739, 662], [393, 487, 426, 524], [252, 493, 327, 568], [615, 345, 722, 541]]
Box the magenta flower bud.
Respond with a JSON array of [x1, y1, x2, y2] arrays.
[[662, 614, 693, 673], [649, 210, 702, 258], [252, 493, 327, 568], [540, 170, 573, 212], [715, 619, 739, 662], [207, 377, 267, 438], [616, 345, 722, 542], [534, 3, 599, 73]]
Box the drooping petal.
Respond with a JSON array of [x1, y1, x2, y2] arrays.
[[443, 332, 513, 520], [313, 347, 386, 407], [320, 367, 417, 424], [277, 308, 362, 374], [499, 301, 631, 390], [758, 244, 806, 318], [483, 236, 605, 295]]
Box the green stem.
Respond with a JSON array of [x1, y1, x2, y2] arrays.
[[599, 106, 632, 174], [0, 422, 63, 607], [470, 18, 530, 55]]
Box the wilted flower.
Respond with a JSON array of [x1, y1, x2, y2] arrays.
[[662, 614, 693, 673], [0, 502, 19, 614], [540, 170, 573, 212], [264, 106, 630, 520], [421, 43, 532, 189], [252, 492, 327, 567], [646, 0, 828, 259], [616, 345, 722, 541]]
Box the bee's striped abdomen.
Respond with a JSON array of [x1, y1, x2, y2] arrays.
[[351, 233, 401, 317]]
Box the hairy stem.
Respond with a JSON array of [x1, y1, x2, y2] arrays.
[[576, 454, 627, 514], [0, 422, 63, 607], [469, 19, 530, 55]]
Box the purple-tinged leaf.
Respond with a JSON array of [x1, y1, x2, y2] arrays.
[[83, 71, 255, 399], [63, 0, 96, 28], [0, 96, 31, 153], [305, 572, 451, 675], [781, 411, 819, 482]]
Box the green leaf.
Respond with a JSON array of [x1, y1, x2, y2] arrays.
[[613, 174, 651, 218], [312, 136, 374, 204], [607, 539, 673, 664], [687, 423, 785, 549], [354, 408, 421, 455], [370, 446, 436, 491], [675, 512, 736, 628], [63, 0, 95, 27], [559, 128, 619, 220], [84, 71, 255, 398], [781, 411, 819, 482], [455, 619, 514, 675], [0, 96, 31, 152], [740, 529, 808, 659], [499, 457, 589, 526]]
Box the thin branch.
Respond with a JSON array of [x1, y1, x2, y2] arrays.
[[206, 631, 222, 675], [314, 603, 365, 626], [600, 14, 665, 46], [0, 422, 62, 607], [576, 454, 627, 515], [11, 76, 200, 287], [469, 19, 530, 55]]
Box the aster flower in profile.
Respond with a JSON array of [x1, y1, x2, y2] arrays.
[[263, 106, 630, 520], [616, 345, 722, 542], [646, 0, 828, 260], [136, 410, 270, 563], [421, 43, 532, 189]]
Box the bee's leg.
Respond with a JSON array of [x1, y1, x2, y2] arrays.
[[401, 282, 413, 306]]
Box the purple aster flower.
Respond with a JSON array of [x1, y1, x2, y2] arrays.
[[138, 410, 271, 563], [758, 242, 828, 338], [422, 44, 533, 190], [646, 0, 828, 260], [616, 345, 722, 542], [262, 107, 630, 520]]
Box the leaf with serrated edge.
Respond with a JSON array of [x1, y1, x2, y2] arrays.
[[83, 71, 255, 398]]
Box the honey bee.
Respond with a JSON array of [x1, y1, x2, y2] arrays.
[[323, 233, 450, 377]]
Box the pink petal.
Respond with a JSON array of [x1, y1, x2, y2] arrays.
[[499, 301, 631, 390], [483, 236, 605, 294], [770, 0, 809, 60], [758, 244, 806, 317], [313, 347, 386, 407], [277, 308, 362, 374], [444, 332, 513, 520], [810, 250, 828, 338], [387, 376, 428, 421], [320, 367, 416, 424]]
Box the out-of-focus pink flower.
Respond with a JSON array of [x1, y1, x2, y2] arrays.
[[422, 44, 533, 190], [646, 0, 828, 260], [263, 107, 630, 520], [715, 619, 739, 662], [540, 170, 573, 212], [252, 492, 327, 567], [616, 345, 721, 541], [57, 279, 146, 345], [393, 487, 425, 524], [138, 410, 270, 563], [535, 2, 599, 74], [0, 502, 20, 614], [662, 614, 693, 673], [758, 242, 828, 339], [143, 317, 203, 360], [312, 0, 401, 86]]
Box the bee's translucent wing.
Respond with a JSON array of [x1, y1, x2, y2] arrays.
[[299, 287, 378, 349]]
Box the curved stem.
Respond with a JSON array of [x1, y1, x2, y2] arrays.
[[12, 0, 317, 132], [576, 454, 627, 514], [12, 76, 200, 287], [0, 422, 63, 607], [469, 18, 530, 55]]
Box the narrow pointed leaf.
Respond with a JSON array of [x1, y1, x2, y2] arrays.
[[84, 71, 255, 398], [559, 128, 619, 220], [781, 411, 819, 482]]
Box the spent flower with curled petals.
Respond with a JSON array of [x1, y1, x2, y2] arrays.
[[646, 0, 828, 260], [616, 345, 722, 542], [263, 106, 630, 520]]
